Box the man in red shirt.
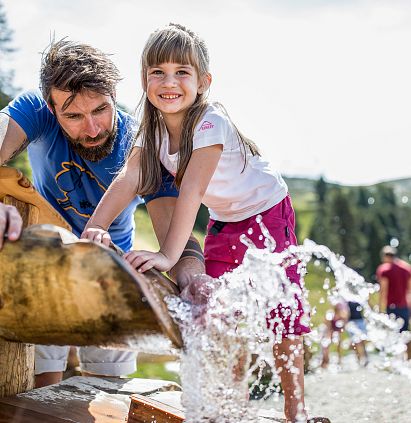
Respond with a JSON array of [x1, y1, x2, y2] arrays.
[[377, 246, 411, 360], [376, 246, 411, 333]]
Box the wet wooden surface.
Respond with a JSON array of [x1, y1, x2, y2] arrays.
[[128, 394, 184, 423], [0, 376, 331, 422], [0, 225, 183, 348], [0, 376, 181, 423]]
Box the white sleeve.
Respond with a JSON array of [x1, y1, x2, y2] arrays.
[[193, 110, 227, 150], [134, 132, 143, 148]]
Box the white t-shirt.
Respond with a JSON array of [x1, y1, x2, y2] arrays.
[[136, 103, 288, 222]]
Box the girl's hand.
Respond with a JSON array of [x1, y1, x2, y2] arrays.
[[81, 226, 112, 247], [124, 250, 175, 273]]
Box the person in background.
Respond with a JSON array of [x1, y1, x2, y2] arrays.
[[345, 301, 368, 366], [320, 299, 349, 368], [376, 246, 411, 332], [376, 245, 411, 359]]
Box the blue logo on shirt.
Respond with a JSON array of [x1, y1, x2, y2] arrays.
[[55, 161, 106, 218]]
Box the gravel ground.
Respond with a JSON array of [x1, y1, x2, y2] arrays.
[[257, 354, 411, 423]]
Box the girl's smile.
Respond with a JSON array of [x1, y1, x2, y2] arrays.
[[146, 62, 203, 121]]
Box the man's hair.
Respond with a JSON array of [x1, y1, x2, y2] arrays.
[[40, 39, 121, 110], [381, 245, 397, 258]]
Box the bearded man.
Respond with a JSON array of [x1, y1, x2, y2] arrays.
[[0, 40, 204, 388]]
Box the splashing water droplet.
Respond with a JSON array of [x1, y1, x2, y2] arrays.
[[257, 219, 276, 252]]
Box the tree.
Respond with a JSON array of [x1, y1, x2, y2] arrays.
[[356, 186, 370, 209], [0, 0, 14, 102], [315, 175, 328, 204], [309, 176, 331, 246], [363, 216, 385, 281], [0, 2, 31, 177]]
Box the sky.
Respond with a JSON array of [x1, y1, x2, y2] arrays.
[[2, 0, 411, 185]]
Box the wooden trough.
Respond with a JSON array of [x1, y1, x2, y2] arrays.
[[0, 224, 182, 349], [0, 166, 182, 400]]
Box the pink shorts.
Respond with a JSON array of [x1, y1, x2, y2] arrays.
[[204, 195, 310, 338]]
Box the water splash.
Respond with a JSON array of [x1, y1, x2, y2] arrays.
[[166, 238, 410, 422]]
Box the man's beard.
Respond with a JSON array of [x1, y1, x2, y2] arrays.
[[62, 118, 118, 162]]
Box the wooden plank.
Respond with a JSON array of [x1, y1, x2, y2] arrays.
[[128, 394, 185, 423], [0, 402, 69, 423], [0, 376, 181, 423], [128, 393, 333, 423]]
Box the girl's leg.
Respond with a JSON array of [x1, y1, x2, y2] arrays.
[[273, 336, 307, 423]]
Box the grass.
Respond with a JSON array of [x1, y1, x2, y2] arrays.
[[128, 359, 180, 383], [133, 205, 205, 251]]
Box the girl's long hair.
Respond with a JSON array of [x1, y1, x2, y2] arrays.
[[136, 23, 260, 196]]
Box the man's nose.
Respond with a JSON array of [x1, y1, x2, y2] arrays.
[[83, 116, 100, 138]]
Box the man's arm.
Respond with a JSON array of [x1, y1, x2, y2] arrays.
[[0, 113, 29, 247], [378, 276, 389, 312], [0, 113, 29, 165], [145, 196, 205, 292]]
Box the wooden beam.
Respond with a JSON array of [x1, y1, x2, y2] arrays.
[[0, 224, 183, 349]]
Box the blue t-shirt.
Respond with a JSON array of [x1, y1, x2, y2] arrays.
[[1, 90, 178, 251]]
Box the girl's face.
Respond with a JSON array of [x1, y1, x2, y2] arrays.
[[146, 62, 207, 121]]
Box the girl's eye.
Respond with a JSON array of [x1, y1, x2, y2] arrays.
[[177, 70, 189, 75], [151, 70, 163, 75]]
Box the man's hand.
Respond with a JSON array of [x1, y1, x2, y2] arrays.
[[180, 273, 217, 306], [81, 226, 112, 247], [124, 250, 176, 273], [0, 203, 23, 249]]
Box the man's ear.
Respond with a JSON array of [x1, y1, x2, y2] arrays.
[[198, 73, 212, 94]]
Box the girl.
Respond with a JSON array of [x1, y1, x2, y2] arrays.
[[82, 23, 310, 422]]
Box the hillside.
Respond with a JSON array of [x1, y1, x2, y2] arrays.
[[283, 175, 411, 240], [284, 175, 411, 206]]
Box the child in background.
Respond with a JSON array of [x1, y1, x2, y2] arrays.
[[321, 299, 349, 368], [82, 24, 310, 422], [346, 301, 369, 366]]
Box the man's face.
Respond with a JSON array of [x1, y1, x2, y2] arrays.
[[50, 88, 117, 162]]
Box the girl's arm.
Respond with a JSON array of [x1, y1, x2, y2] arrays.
[[125, 144, 222, 272], [81, 147, 141, 246]]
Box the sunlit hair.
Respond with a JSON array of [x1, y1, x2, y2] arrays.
[[136, 23, 260, 195], [40, 39, 121, 110]]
